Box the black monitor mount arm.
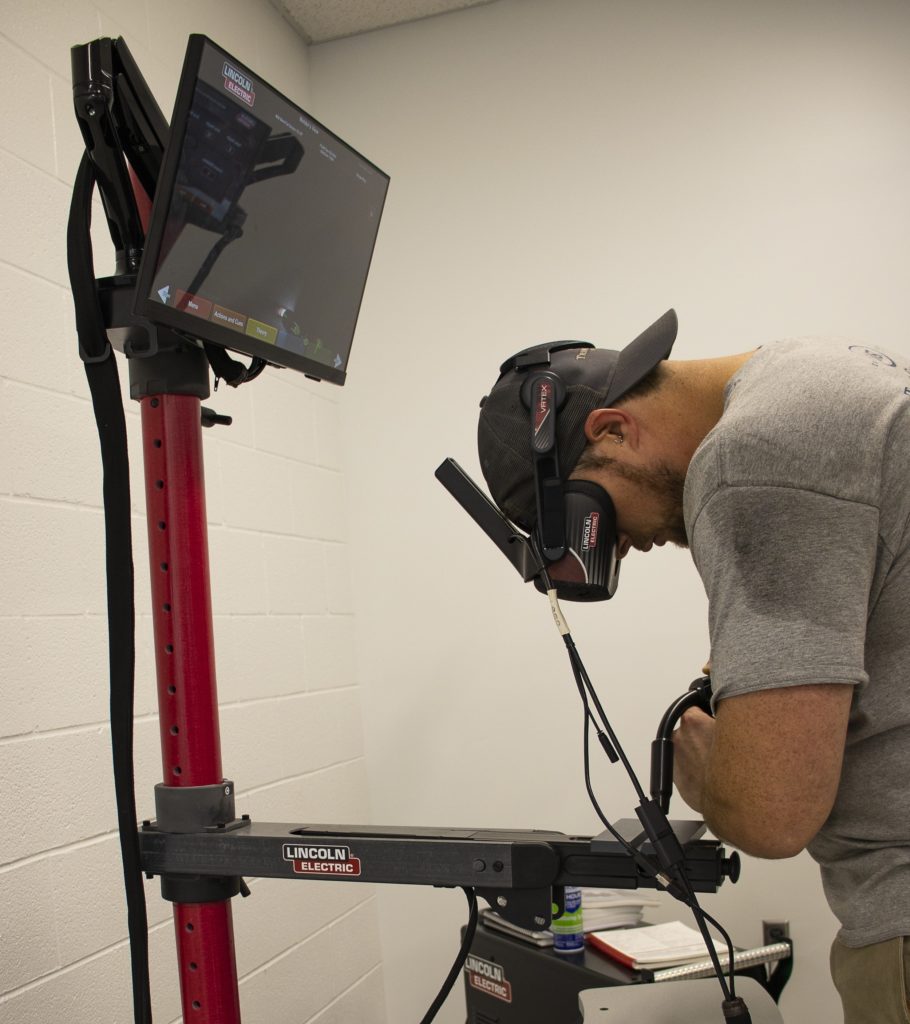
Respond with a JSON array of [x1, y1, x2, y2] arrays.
[[71, 36, 167, 275]]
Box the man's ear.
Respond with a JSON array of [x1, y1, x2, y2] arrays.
[[584, 407, 633, 445]]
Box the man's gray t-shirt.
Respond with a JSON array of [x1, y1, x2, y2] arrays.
[[683, 337, 910, 947]]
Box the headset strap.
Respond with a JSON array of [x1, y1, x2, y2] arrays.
[[498, 339, 593, 377]]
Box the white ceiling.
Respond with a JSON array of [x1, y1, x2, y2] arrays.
[[269, 0, 499, 44]]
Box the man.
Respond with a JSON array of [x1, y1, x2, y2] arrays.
[[476, 310, 910, 1023]]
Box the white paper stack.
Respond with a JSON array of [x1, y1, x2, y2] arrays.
[[580, 888, 661, 932]]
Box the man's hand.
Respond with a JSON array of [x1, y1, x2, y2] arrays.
[[672, 707, 716, 813]]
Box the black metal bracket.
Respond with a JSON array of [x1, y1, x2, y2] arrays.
[[153, 780, 240, 833], [138, 818, 737, 930], [143, 781, 248, 903], [94, 274, 212, 399]]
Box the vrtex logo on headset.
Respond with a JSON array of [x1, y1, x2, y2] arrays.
[[533, 377, 557, 439], [282, 842, 362, 877]]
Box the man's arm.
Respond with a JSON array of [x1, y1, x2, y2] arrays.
[[673, 683, 853, 859]]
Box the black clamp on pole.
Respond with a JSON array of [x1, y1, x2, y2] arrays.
[[144, 781, 250, 903]]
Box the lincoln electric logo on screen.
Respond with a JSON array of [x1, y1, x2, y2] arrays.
[[222, 62, 255, 107]]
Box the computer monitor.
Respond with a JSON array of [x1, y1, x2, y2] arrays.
[[134, 34, 389, 384]]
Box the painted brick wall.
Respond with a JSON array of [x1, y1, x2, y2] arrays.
[[0, 1, 386, 1021]]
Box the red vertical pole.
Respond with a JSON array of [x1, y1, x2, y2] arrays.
[[141, 392, 242, 1023]]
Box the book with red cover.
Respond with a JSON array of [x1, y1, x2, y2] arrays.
[[587, 921, 725, 970]]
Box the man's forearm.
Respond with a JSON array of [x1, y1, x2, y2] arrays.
[[700, 776, 803, 859], [676, 686, 851, 860]]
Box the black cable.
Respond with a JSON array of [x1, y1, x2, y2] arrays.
[[540, 564, 645, 797], [418, 887, 478, 1024], [242, 357, 269, 382], [549, 578, 746, 1016], [580, 698, 734, 1002], [68, 154, 152, 1024], [566, 637, 646, 800], [204, 341, 259, 389], [578, 705, 688, 899], [697, 904, 738, 999], [681, 878, 734, 1000]]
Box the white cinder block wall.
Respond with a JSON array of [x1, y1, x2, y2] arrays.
[[0, 1, 386, 1022]]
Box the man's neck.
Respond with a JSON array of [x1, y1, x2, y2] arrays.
[[637, 351, 756, 469]]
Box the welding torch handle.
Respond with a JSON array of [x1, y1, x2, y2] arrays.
[[650, 677, 713, 813]]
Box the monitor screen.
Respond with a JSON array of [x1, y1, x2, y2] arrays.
[[134, 35, 389, 384]]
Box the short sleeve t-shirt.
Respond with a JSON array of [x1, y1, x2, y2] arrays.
[[683, 338, 910, 947]]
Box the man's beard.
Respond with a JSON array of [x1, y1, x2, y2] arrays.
[[611, 459, 689, 549]]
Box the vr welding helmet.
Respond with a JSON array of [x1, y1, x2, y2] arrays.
[[477, 309, 678, 601]]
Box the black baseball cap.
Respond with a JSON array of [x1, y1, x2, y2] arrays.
[[477, 309, 678, 531]]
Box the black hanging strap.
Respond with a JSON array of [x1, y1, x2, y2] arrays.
[[68, 152, 153, 1024]]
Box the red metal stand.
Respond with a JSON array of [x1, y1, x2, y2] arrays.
[[141, 393, 242, 1022]]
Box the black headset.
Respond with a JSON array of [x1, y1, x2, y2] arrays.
[[503, 342, 621, 602]]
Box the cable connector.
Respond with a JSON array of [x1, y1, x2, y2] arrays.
[[636, 798, 687, 875], [721, 997, 752, 1021], [596, 729, 619, 763]]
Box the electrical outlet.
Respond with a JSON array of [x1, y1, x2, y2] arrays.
[[763, 920, 791, 945]]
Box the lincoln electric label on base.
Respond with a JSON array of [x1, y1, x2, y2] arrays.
[[464, 955, 513, 1004], [282, 843, 362, 877]]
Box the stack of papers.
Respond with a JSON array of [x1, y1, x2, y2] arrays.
[[587, 921, 726, 970], [580, 888, 660, 932]]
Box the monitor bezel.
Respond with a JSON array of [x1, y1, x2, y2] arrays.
[[133, 33, 389, 385]]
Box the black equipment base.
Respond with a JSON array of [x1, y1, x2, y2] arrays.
[[463, 922, 788, 1024]]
